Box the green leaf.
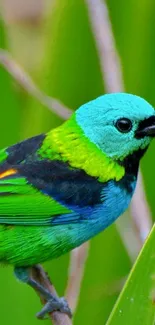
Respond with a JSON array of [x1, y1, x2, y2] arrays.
[[106, 225, 155, 325]]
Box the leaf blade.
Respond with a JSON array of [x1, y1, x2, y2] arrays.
[[106, 224, 155, 325]]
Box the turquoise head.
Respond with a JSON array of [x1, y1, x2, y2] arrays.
[[75, 93, 155, 162]]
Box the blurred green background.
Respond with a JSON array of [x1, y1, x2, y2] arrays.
[[0, 0, 155, 324]]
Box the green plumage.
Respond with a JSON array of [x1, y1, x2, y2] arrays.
[[0, 119, 101, 266], [0, 108, 126, 266], [0, 147, 77, 266], [0, 180, 75, 265], [0, 93, 155, 317], [0, 177, 70, 223]]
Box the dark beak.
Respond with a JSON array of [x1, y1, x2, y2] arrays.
[[135, 115, 155, 138]]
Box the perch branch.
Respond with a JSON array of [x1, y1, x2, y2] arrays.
[[86, 0, 152, 245], [31, 265, 72, 325]]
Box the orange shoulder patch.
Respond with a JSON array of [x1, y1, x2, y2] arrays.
[[0, 169, 17, 179]]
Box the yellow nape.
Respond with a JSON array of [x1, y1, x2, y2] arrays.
[[39, 115, 125, 182], [0, 169, 17, 179]]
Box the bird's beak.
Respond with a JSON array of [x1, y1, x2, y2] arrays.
[[136, 125, 155, 137], [136, 116, 155, 138]]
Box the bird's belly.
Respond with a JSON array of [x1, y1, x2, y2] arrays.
[[0, 223, 99, 266]]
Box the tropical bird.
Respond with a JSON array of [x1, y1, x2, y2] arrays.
[[0, 92, 155, 318]]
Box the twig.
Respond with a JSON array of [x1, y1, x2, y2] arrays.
[[0, 49, 72, 120], [130, 171, 152, 241], [65, 242, 89, 312], [86, 0, 152, 245], [85, 0, 123, 93], [31, 265, 72, 325]]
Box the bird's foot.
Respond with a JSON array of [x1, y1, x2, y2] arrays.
[[36, 296, 72, 319], [14, 266, 72, 319]]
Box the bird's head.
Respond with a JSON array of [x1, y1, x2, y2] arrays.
[[76, 93, 155, 168]]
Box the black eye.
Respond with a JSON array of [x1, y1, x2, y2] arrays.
[[115, 118, 132, 133]]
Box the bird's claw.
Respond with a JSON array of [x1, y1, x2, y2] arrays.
[[36, 296, 72, 320]]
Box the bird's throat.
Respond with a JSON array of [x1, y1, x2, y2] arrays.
[[119, 146, 148, 176]]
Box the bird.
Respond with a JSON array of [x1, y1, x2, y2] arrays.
[[0, 92, 155, 318]]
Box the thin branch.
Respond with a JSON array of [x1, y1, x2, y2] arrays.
[[31, 265, 72, 325], [86, 0, 152, 245], [0, 49, 72, 120], [85, 0, 123, 93], [65, 242, 89, 312], [130, 171, 152, 241]]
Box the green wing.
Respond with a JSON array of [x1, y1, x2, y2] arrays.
[[0, 175, 71, 225], [0, 135, 75, 226], [0, 135, 88, 226]]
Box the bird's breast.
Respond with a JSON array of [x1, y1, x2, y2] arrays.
[[98, 177, 136, 226], [47, 175, 137, 252], [76, 175, 137, 240]]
